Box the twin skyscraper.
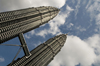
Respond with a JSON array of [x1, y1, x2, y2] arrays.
[[0, 6, 67, 66]]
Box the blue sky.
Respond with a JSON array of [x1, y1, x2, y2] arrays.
[[0, 0, 100, 66]]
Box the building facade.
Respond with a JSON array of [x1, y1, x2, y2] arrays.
[[8, 34, 67, 66], [0, 6, 60, 44]]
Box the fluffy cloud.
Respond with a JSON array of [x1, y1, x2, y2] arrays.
[[74, 0, 81, 19], [76, 26, 86, 32], [85, 34, 100, 66], [36, 29, 48, 38], [0, 0, 66, 12], [66, 5, 74, 11], [24, 30, 35, 39], [96, 14, 100, 25], [49, 34, 100, 66], [0, 57, 5, 62], [36, 5, 74, 37], [86, 0, 100, 32], [66, 23, 74, 28], [29, 0, 66, 8], [87, 0, 100, 20]]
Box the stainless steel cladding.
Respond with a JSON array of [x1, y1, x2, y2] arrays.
[[0, 6, 60, 44], [8, 34, 67, 66]]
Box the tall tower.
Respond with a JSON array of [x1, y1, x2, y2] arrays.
[[0, 6, 60, 44], [8, 34, 67, 66]]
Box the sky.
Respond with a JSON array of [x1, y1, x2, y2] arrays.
[[0, 0, 100, 66]]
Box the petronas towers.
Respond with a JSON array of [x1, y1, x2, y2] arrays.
[[0, 6, 67, 66]]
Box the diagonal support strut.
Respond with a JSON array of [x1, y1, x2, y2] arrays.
[[18, 33, 31, 56]]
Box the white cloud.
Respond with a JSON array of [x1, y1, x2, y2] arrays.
[[66, 5, 74, 11], [86, 0, 92, 9], [29, 0, 66, 8], [0, 0, 66, 12], [87, 0, 100, 19], [36, 29, 48, 38], [74, 0, 81, 19], [0, 57, 5, 62], [94, 55, 100, 66], [86, 0, 100, 33], [67, 23, 74, 28], [96, 14, 100, 25], [76, 26, 86, 32], [36, 5, 74, 37], [24, 34, 30, 39], [49, 34, 100, 66], [85, 34, 100, 55], [24, 30, 35, 39], [84, 34, 100, 66]]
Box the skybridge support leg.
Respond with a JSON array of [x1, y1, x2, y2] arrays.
[[18, 33, 30, 56]]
